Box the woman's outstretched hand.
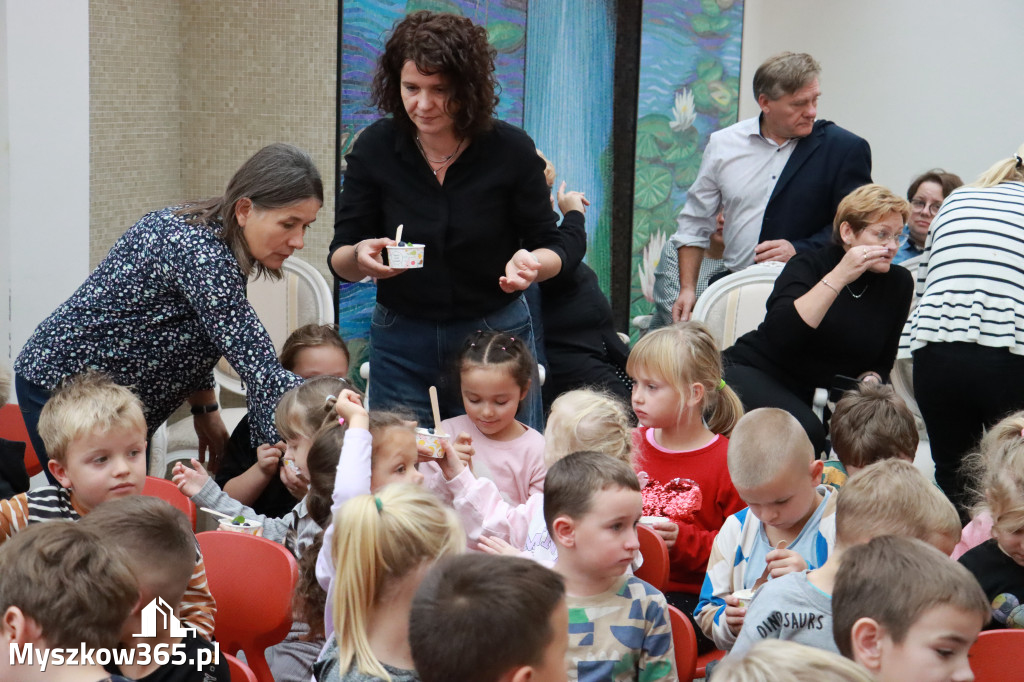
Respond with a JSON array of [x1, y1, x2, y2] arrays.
[[499, 249, 542, 293], [353, 238, 407, 280]]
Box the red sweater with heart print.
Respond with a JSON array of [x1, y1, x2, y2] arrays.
[[632, 426, 745, 594]]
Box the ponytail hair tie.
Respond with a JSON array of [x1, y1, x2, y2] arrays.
[[338, 417, 345, 426], [325, 394, 337, 405], [1016, 154, 1023, 168], [374, 496, 383, 513], [718, 378, 726, 391]]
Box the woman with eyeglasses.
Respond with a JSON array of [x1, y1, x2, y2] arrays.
[[720, 184, 914, 456], [901, 146, 1024, 519], [892, 169, 963, 264]]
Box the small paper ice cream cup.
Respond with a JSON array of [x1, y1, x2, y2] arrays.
[[733, 588, 755, 607], [415, 428, 449, 459], [219, 518, 263, 536], [386, 244, 425, 268]]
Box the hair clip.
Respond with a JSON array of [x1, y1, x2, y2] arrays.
[[501, 346, 506, 351], [509, 336, 515, 342], [374, 495, 383, 513]]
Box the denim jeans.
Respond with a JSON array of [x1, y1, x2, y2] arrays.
[[367, 296, 545, 431], [14, 374, 57, 485]]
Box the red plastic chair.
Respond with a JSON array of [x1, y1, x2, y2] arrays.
[[224, 653, 258, 682], [667, 605, 698, 682], [695, 648, 726, 679], [635, 524, 670, 591], [142, 476, 197, 530], [0, 404, 42, 477], [197, 530, 298, 682], [969, 629, 1024, 681]]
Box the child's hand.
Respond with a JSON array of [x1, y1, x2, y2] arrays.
[[722, 594, 747, 635], [478, 535, 521, 557], [431, 438, 466, 481], [452, 432, 474, 469], [556, 181, 590, 215], [279, 461, 310, 500], [765, 547, 807, 578], [333, 389, 369, 430], [256, 442, 284, 477], [171, 458, 210, 498], [651, 520, 679, 548]]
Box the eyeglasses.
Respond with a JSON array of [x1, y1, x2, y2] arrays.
[[868, 229, 908, 247], [910, 199, 942, 216]]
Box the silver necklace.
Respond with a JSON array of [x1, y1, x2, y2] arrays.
[[845, 283, 869, 299], [415, 136, 462, 176]]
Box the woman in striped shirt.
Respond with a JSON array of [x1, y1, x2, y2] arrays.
[[900, 145, 1024, 518]]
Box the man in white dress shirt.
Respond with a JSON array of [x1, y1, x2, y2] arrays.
[[670, 52, 872, 322]]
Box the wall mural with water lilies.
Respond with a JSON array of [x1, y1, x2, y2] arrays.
[[630, 0, 744, 340]]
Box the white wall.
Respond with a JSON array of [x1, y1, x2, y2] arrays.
[[740, 0, 1024, 192], [0, 1, 90, 369]]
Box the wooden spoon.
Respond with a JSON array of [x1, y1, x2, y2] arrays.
[[753, 540, 790, 585], [395, 223, 404, 245], [428, 385, 446, 437]]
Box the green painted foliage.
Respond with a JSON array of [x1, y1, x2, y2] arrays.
[[487, 21, 525, 52], [634, 165, 673, 211]]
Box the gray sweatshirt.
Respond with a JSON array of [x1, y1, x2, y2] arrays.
[[729, 570, 839, 658]]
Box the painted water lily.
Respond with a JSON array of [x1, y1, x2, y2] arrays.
[[638, 231, 667, 303], [670, 88, 696, 133]]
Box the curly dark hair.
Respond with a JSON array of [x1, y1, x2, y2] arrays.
[[371, 11, 499, 138]]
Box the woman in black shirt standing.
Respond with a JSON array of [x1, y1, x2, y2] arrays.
[[329, 11, 571, 427], [722, 184, 914, 455]]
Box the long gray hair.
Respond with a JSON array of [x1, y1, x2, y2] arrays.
[[179, 143, 323, 279]]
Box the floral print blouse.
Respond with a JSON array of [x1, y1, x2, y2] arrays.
[[15, 207, 302, 446]]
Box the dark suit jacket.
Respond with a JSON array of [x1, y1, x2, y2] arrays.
[[759, 119, 872, 252]]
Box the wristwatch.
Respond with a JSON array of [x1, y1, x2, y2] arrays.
[[190, 403, 220, 415]]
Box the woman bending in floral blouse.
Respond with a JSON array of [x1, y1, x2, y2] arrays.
[[15, 143, 321, 482]]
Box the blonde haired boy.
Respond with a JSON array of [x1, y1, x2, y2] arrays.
[[695, 408, 837, 650], [713, 640, 873, 682], [833, 536, 988, 682], [0, 522, 138, 682], [729, 459, 961, 657], [0, 371, 216, 638]]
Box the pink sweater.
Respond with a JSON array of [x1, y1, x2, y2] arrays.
[[445, 467, 556, 564], [422, 414, 546, 507]]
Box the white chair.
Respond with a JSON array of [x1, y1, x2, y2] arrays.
[[691, 261, 786, 349], [691, 262, 827, 421], [150, 258, 335, 478]]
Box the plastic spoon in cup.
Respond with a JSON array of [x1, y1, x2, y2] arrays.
[[200, 507, 235, 521], [428, 385, 446, 437], [394, 223, 404, 245]]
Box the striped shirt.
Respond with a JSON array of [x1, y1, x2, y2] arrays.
[[0, 487, 216, 639], [900, 182, 1024, 358]]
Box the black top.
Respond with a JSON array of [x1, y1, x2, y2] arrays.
[[214, 415, 298, 518], [329, 117, 571, 321], [724, 244, 914, 397], [960, 539, 1024, 630]]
